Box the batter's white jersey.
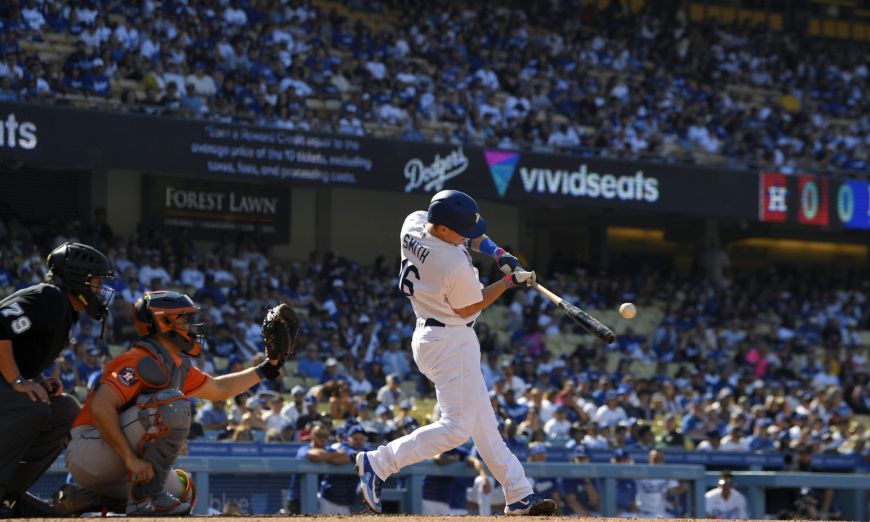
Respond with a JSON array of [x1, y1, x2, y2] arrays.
[[399, 211, 483, 325], [636, 478, 678, 516], [705, 488, 748, 519]]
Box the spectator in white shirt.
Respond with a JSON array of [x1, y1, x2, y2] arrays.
[[223, 0, 248, 26], [94, 15, 112, 43], [379, 96, 407, 126], [138, 254, 172, 288], [719, 427, 749, 451], [185, 62, 217, 97], [79, 23, 102, 48], [180, 256, 205, 290], [114, 18, 139, 50], [278, 68, 312, 98], [594, 390, 627, 428], [478, 93, 502, 126], [338, 107, 364, 136], [695, 429, 723, 451], [543, 405, 571, 439], [811, 360, 841, 388], [547, 123, 581, 150], [140, 31, 161, 60], [365, 52, 386, 80], [394, 62, 418, 96], [236, 312, 263, 346], [21, 0, 45, 32], [474, 61, 500, 91], [280, 386, 307, 425]]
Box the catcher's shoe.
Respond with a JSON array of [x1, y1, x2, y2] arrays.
[[505, 494, 557, 516], [11, 492, 53, 518], [51, 483, 106, 516], [126, 492, 190, 517], [354, 452, 384, 513]]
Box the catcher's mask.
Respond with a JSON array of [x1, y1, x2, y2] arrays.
[[134, 291, 205, 356]]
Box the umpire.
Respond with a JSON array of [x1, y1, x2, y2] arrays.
[[0, 242, 113, 518]]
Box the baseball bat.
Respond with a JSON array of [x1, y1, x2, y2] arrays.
[[531, 281, 617, 344]]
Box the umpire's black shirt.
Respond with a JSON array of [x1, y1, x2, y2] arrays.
[[0, 283, 77, 379]]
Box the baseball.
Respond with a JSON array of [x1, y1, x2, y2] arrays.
[[619, 303, 636, 319]]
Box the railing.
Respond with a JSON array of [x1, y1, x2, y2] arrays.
[[44, 456, 870, 518], [46, 457, 707, 517]]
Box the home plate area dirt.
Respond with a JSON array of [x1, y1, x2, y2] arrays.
[[18, 514, 736, 522]]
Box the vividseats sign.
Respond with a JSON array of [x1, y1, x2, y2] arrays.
[[0, 102, 758, 219]]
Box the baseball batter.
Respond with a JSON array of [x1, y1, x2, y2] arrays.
[[54, 291, 284, 517], [355, 190, 556, 516]]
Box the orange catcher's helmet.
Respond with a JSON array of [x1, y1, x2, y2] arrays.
[[134, 291, 205, 356]]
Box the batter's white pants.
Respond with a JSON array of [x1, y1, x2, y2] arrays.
[[422, 500, 468, 515], [466, 475, 506, 515], [318, 495, 350, 515], [367, 324, 533, 504]]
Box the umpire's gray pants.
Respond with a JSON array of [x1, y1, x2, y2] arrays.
[[0, 378, 80, 500]]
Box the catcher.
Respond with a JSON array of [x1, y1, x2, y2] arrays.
[[54, 292, 298, 516]]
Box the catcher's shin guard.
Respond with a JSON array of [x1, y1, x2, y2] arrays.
[[175, 469, 197, 508], [127, 389, 191, 516]]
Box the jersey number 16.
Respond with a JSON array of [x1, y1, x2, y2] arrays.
[[398, 259, 420, 297]]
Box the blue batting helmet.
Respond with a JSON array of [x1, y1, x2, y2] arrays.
[[428, 190, 487, 238]]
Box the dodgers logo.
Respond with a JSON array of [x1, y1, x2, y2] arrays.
[[118, 366, 138, 387]]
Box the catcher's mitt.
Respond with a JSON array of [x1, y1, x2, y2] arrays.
[[262, 303, 299, 363]]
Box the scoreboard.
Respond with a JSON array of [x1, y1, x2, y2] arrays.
[[760, 172, 870, 229]]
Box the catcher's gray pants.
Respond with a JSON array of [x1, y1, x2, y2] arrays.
[[66, 405, 186, 500], [0, 378, 80, 500]]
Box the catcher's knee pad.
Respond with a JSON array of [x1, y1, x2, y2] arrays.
[[132, 389, 190, 500], [175, 470, 197, 508]]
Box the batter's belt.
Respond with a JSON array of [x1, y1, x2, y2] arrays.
[[422, 318, 474, 328]]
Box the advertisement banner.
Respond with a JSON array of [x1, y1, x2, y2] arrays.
[[142, 175, 291, 242], [0, 102, 758, 219]]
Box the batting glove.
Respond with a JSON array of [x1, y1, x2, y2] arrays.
[[503, 269, 535, 289], [493, 248, 524, 275]]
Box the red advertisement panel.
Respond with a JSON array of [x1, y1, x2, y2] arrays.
[[760, 172, 788, 222]]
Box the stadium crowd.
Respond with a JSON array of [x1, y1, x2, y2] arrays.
[[0, 209, 866, 515], [1, 0, 870, 173]]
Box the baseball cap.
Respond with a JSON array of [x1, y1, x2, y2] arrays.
[[403, 417, 419, 431], [246, 397, 266, 409], [325, 358, 338, 367], [61, 350, 76, 362], [707, 429, 721, 439], [389, 373, 402, 384], [357, 400, 370, 409], [553, 360, 566, 369], [303, 395, 317, 406], [346, 425, 366, 438], [398, 400, 411, 409], [370, 355, 383, 365], [291, 385, 306, 396], [387, 333, 400, 344], [87, 347, 102, 356], [529, 445, 547, 456], [616, 384, 632, 395], [375, 405, 390, 416], [613, 449, 630, 460], [605, 390, 619, 400], [92, 58, 104, 67], [572, 445, 589, 458]]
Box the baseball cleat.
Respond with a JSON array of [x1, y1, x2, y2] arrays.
[[505, 493, 557, 516], [12, 492, 54, 517], [354, 452, 384, 513], [126, 492, 190, 516]]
